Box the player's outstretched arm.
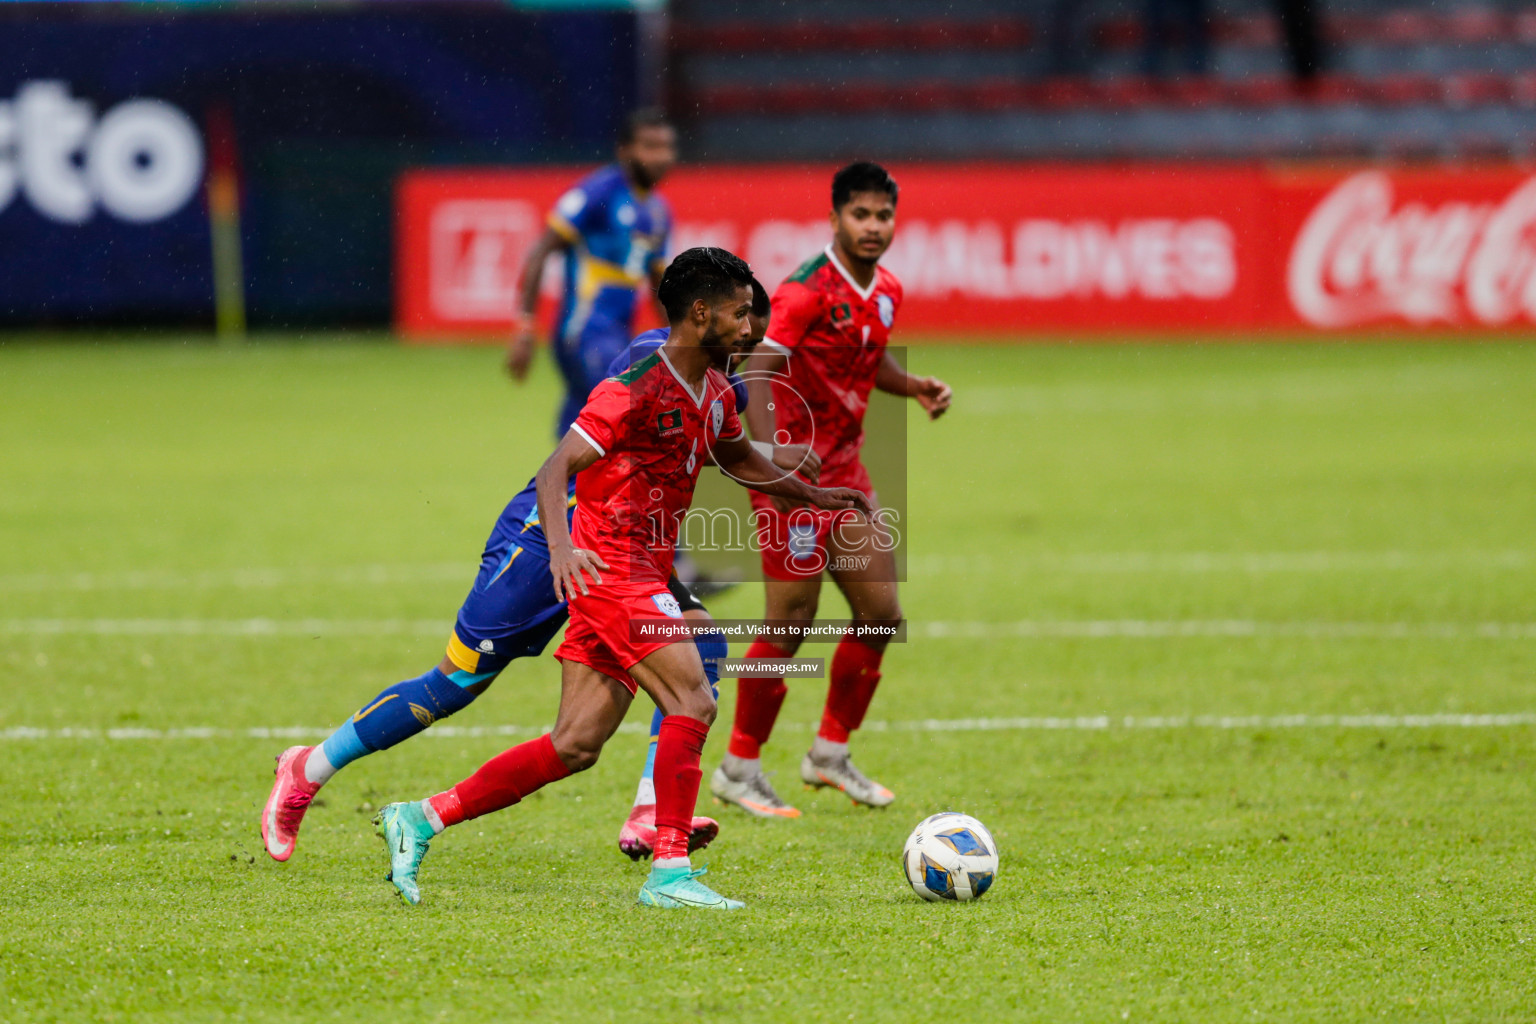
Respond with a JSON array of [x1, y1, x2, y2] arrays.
[[508, 227, 572, 382], [712, 436, 871, 516], [737, 348, 788, 444], [706, 440, 819, 484], [733, 348, 822, 503], [534, 430, 608, 601], [875, 351, 952, 420]]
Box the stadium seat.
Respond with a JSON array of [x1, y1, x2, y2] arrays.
[[673, 0, 1536, 161]]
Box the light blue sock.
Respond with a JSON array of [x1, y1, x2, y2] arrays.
[[632, 709, 664, 806], [642, 721, 661, 771], [311, 668, 482, 784], [321, 719, 368, 773]]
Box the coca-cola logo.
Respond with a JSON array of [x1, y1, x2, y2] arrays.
[[1288, 171, 1536, 327]]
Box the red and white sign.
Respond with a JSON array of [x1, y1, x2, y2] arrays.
[[396, 163, 1536, 339], [1281, 168, 1536, 328], [398, 170, 578, 336]]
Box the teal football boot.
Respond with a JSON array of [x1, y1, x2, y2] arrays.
[[373, 802, 434, 905], [637, 865, 744, 910]]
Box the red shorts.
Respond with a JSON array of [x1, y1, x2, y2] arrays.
[[749, 465, 877, 581], [553, 577, 689, 694]]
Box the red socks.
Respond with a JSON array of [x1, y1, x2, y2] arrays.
[[730, 636, 886, 752], [429, 732, 571, 827], [426, 788, 463, 828], [819, 637, 884, 743], [728, 638, 791, 759], [653, 715, 709, 861], [423, 716, 710, 860]]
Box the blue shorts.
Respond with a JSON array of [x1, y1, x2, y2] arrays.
[[445, 537, 568, 680]]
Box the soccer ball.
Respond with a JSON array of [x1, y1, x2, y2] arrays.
[[901, 812, 998, 902]]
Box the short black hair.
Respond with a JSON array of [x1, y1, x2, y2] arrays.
[[657, 247, 754, 323], [832, 161, 898, 210], [619, 107, 672, 146], [750, 277, 771, 319]]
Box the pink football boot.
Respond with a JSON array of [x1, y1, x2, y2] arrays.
[[617, 804, 720, 861], [261, 745, 321, 861]]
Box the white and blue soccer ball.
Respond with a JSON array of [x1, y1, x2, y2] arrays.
[[901, 812, 998, 902]]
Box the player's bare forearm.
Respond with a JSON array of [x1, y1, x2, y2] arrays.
[[742, 375, 777, 446], [533, 451, 577, 556], [508, 230, 570, 381], [535, 432, 606, 600], [714, 438, 870, 515], [516, 228, 567, 323], [875, 351, 918, 396], [876, 352, 951, 420], [740, 349, 788, 444]]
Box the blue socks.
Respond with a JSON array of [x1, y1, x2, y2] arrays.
[[698, 629, 725, 701], [317, 668, 478, 780], [315, 631, 726, 797], [636, 630, 725, 801]]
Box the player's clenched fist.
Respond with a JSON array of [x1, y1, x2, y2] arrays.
[[549, 545, 609, 601]]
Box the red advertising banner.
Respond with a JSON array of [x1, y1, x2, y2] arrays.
[[396, 163, 1536, 339], [1268, 166, 1536, 330]]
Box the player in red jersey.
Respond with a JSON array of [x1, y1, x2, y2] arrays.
[[710, 162, 952, 818], [372, 247, 870, 909]]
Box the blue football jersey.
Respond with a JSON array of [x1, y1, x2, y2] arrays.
[[548, 165, 670, 349], [487, 475, 576, 564], [606, 328, 750, 413]]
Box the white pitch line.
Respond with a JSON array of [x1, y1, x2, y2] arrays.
[[5, 618, 1536, 640], [0, 618, 452, 637], [0, 550, 1530, 593], [4, 713, 1534, 742], [908, 550, 1533, 575], [923, 620, 1536, 639], [0, 564, 470, 594]]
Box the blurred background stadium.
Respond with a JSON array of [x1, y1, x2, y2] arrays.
[[6, 6, 1536, 1020], [3, 0, 1535, 336]]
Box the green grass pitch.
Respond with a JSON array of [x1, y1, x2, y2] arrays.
[[2, 334, 1535, 1022]]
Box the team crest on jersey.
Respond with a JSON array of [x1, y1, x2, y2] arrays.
[[876, 293, 895, 328], [709, 398, 725, 438], [829, 302, 854, 329], [657, 408, 683, 436], [651, 592, 684, 618]]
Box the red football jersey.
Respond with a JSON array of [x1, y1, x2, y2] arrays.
[[762, 245, 903, 487], [570, 348, 744, 585]]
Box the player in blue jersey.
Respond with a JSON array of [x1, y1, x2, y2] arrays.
[[259, 281, 794, 864], [507, 109, 677, 436]]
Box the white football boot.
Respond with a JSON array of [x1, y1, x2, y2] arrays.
[[709, 764, 801, 819], [801, 749, 895, 807]]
